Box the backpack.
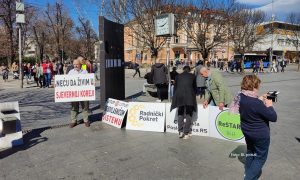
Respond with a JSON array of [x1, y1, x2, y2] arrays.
[[144, 72, 153, 84]]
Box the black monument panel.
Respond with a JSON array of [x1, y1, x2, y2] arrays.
[[99, 16, 125, 108]]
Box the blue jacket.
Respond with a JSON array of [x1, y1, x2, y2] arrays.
[[239, 94, 277, 138]]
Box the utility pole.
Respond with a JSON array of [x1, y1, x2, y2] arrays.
[[269, 0, 275, 68], [166, 37, 171, 101], [16, 1, 25, 88]]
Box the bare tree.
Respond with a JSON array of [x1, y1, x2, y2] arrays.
[[184, 0, 234, 60], [31, 11, 49, 62], [76, 17, 98, 60], [45, 2, 73, 60], [286, 12, 300, 71], [0, 0, 16, 66], [107, 0, 185, 63], [228, 4, 266, 71]]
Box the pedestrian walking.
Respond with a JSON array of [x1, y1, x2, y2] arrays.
[[11, 62, 18, 78], [280, 60, 286, 72], [259, 59, 264, 73], [171, 66, 197, 140], [23, 63, 29, 84], [200, 67, 232, 110], [42, 59, 53, 88], [170, 66, 179, 97], [224, 61, 229, 72], [68, 59, 90, 128], [229, 75, 277, 180], [151, 61, 168, 102], [270, 60, 277, 73], [133, 62, 141, 78], [35, 63, 43, 88], [1, 63, 9, 82]]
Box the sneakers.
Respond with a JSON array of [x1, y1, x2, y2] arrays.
[[183, 135, 190, 140], [179, 132, 184, 138], [156, 99, 162, 102]]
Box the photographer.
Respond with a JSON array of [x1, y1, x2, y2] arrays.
[[230, 75, 277, 180]]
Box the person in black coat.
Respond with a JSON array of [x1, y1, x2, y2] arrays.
[[171, 66, 197, 139], [151, 62, 168, 102], [133, 62, 141, 77]]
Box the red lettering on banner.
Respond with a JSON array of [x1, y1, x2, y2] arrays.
[[102, 114, 122, 126], [56, 90, 95, 99]]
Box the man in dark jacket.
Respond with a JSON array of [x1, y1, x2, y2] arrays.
[[133, 62, 141, 78], [171, 66, 197, 139], [151, 62, 168, 102]]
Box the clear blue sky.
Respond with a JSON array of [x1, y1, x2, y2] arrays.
[[24, 0, 300, 34], [24, 0, 100, 32]]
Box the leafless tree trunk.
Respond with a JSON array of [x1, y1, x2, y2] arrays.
[[184, 0, 234, 60], [76, 17, 98, 61], [0, 0, 16, 67], [107, 0, 185, 64], [45, 2, 73, 59]]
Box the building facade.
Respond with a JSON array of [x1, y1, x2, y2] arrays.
[[254, 21, 300, 62]]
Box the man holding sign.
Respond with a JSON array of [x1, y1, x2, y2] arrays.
[[68, 59, 90, 128]]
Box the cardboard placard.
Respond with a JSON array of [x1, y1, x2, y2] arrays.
[[165, 103, 210, 136], [126, 102, 165, 132], [55, 74, 95, 102], [102, 98, 128, 128], [209, 106, 245, 143]]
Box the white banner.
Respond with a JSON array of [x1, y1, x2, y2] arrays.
[[165, 103, 210, 136], [102, 98, 129, 128], [209, 106, 245, 143], [126, 102, 165, 132], [55, 74, 96, 102]]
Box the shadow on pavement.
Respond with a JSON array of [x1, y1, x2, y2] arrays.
[[296, 137, 300, 143], [89, 112, 103, 124], [0, 127, 49, 159], [125, 91, 144, 100], [229, 145, 247, 164]]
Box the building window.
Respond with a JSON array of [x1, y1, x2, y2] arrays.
[[175, 36, 180, 43], [277, 39, 285, 46]]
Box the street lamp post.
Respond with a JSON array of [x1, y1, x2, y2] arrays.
[[16, 1, 25, 88], [166, 37, 171, 101]]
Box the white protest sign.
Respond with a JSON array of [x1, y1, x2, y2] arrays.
[[55, 74, 95, 102], [102, 98, 129, 128], [165, 103, 210, 136], [209, 106, 245, 143], [126, 102, 165, 132]]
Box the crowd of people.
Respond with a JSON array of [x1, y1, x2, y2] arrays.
[[0, 57, 99, 86]]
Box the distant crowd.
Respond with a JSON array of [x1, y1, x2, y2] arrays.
[[0, 57, 99, 86]]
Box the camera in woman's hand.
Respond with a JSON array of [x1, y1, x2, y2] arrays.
[[266, 91, 279, 102]]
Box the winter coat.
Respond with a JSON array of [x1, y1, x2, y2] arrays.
[[151, 63, 167, 85], [171, 71, 197, 112], [205, 69, 232, 106]]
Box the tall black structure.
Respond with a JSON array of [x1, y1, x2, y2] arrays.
[[99, 16, 125, 108]]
